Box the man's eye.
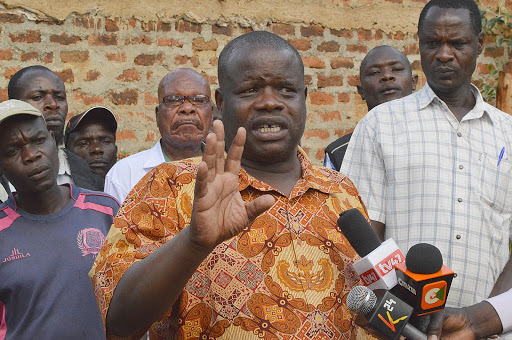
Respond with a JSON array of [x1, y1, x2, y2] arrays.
[[6, 148, 19, 156], [279, 87, 295, 94], [102, 139, 112, 145], [393, 68, 405, 72], [56, 95, 66, 101], [31, 95, 43, 101], [78, 141, 88, 147], [36, 137, 46, 144]]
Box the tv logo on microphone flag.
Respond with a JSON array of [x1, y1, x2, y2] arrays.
[[421, 281, 447, 310]]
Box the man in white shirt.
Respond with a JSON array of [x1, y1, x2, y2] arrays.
[[104, 69, 213, 203], [341, 0, 512, 310]]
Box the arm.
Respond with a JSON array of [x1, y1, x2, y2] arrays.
[[427, 301, 503, 340], [106, 121, 275, 337], [370, 220, 385, 242], [489, 253, 512, 298]]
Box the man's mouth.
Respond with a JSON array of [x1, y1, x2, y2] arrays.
[[257, 124, 282, 133], [380, 86, 401, 95], [28, 165, 50, 180]]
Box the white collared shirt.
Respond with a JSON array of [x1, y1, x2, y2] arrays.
[[341, 83, 512, 308], [104, 140, 166, 204], [487, 288, 512, 334]]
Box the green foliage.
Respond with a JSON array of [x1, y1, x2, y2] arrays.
[[478, 1, 511, 102]]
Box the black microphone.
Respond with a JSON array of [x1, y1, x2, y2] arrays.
[[338, 209, 405, 290], [347, 285, 427, 340], [393, 243, 454, 316]]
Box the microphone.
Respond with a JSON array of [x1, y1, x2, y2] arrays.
[[347, 285, 427, 340], [393, 243, 455, 316], [338, 209, 405, 290]]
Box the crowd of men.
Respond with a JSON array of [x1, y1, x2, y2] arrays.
[[0, 0, 511, 339]]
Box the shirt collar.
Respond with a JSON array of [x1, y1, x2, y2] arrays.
[[238, 146, 344, 197], [143, 140, 167, 170], [419, 82, 494, 123], [58, 148, 72, 176]]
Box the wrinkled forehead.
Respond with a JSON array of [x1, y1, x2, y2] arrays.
[[19, 69, 64, 89], [0, 115, 48, 137], [159, 72, 210, 98]]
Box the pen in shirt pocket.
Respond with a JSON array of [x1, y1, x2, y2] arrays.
[[497, 147, 505, 166]]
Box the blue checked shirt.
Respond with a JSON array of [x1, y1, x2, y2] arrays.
[[341, 83, 512, 309]]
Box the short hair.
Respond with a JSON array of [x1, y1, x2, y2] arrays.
[[217, 31, 304, 90], [8, 65, 57, 100], [418, 0, 482, 35], [359, 45, 412, 79]]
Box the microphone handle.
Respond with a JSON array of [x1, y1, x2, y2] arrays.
[[401, 323, 427, 340]]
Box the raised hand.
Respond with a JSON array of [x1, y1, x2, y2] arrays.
[[187, 120, 275, 250]]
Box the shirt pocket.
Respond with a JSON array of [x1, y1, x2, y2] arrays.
[[479, 152, 512, 214]]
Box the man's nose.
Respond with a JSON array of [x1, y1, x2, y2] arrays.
[[90, 142, 104, 155], [254, 87, 284, 112], [44, 95, 59, 111], [178, 100, 197, 115], [436, 43, 455, 62]]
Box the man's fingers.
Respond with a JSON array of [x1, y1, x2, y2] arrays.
[[426, 311, 444, 340], [202, 132, 218, 182], [195, 161, 209, 199], [245, 194, 276, 222], [225, 127, 246, 174], [213, 120, 226, 175]]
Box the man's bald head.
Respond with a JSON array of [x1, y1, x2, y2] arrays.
[[360, 45, 412, 79], [158, 69, 210, 101]]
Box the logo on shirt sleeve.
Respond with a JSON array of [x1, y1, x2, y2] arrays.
[[77, 228, 106, 256]]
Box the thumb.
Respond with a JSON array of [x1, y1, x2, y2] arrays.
[[245, 195, 276, 222]]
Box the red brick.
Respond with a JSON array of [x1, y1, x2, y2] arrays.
[[330, 57, 354, 69], [477, 63, 494, 75], [348, 76, 359, 86], [88, 34, 117, 46], [213, 24, 234, 36], [304, 75, 313, 85], [0, 13, 24, 23], [109, 89, 138, 105], [50, 33, 81, 45], [192, 37, 218, 51], [0, 49, 13, 60], [128, 18, 136, 28], [145, 131, 157, 142], [60, 51, 89, 63], [318, 111, 341, 122], [330, 28, 352, 38], [317, 41, 340, 52], [158, 38, 183, 47], [309, 91, 334, 105], [74, 92, 104, 105], [0, 88, 7, 102], [105, 18, 119, 32], [484, 46, 505, 58], [315, 148, 326, 161], [86, 70, 101, 81], [386, 0, 403, 3], [411, 60, 421, 71], [338, 93, 350, 103], [175, 20, 201, 33], [202, 72, 217, 86], [335, 127, 354, 137], [317, 74, 343, 88], [145, 92, 159, 105], [125, 35, 152, 45], [5, 67, 21, 79], [301, 24, 324, 37], [393, 31, 405, 40], [190, 56, 200, 68], [117, 130, 138, 142], [117, 69, 140, 82], [106, 52, 126, 62], [346, 44, 367, 54], [272, 23, 295, 35], [55, 69, 74, 83], [134, 53, 164, 66], [242, 27, 253, 34], [174, 55, 188, 65], [21, 51, 38, 61], [210, 58, 218, 66], [288, 39, 311, 51], [358, 29, 373, 41], [303, 129, 330, 140], [73, 17, 100, 29], [43, 53, 53, 64], [9, 30, 41, 43], [157, 20, 172, 32], [146, 72, 153, 81], [141, 21, 155, 32], [302, 57, 325, 69], [404, 44, 419, 55]]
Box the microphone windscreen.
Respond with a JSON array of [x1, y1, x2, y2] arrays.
[[337, 208, 381, 257], [405, 243, 443, 274]]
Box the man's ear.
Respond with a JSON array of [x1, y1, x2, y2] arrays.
[[214, 88, 223, 120], [155, 105, 159, 119], [477, 31, 485, 55], [357, 85, 366, 101], [303, 86, 308, 100], [411, 74, 419, 91]]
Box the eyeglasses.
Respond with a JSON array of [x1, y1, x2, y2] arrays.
[[162, 95, 210, 107]]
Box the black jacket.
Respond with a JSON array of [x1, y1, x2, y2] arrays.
[[64, 149, 105, 192]]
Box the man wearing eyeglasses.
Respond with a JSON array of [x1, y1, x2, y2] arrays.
[[104, 69, 213, 203]]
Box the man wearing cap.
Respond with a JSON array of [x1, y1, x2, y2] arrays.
[[104, 68, 213, 203], [0, 99, 119, 339], [8, 65, 104, 191], [65, 107, 118, 178]]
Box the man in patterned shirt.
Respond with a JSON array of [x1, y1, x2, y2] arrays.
[[90, 31, 375, 340], [341, 0, 512, 310]]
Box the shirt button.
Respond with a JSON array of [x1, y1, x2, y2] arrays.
[[458, 198, 463, 202], [457, 132, 462, 137], [459, 165, 464, 170], [456, 234, 461, 239]]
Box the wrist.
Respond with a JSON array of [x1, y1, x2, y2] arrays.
[[181, 224, 216, 256], [464, 301, 503, 338]]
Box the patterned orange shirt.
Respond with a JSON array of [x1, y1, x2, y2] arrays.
[[90, 148, 375, 340]]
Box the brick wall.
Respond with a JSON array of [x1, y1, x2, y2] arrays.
[[0, 1, 510, 164]]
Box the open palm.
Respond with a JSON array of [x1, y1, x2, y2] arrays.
[[188, 120, 275, 251]]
